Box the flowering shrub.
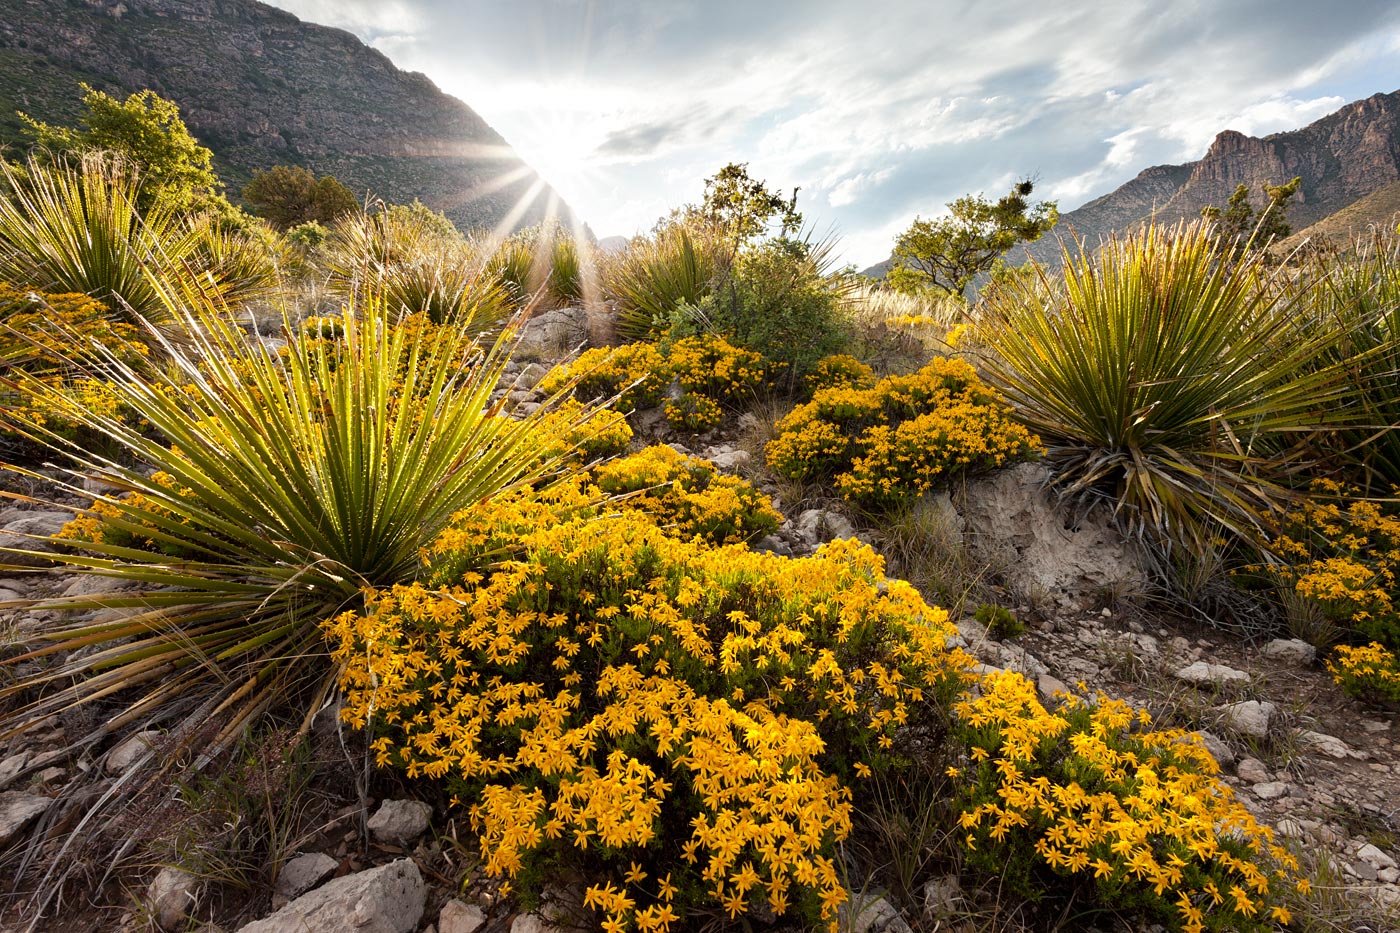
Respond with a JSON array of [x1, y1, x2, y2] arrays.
[[1327, 642, 1400, 704], [805, 354, 875, 394], [325, 488, 972, 931], [953, 671, 1306, 932], [766, 357, 1040, 508], [532, 399, 634, 465], [1266, 479, 1400, 648], [539, 343, 668, 411], [591, 445, 781, 545], [0, 283, 148, 446]]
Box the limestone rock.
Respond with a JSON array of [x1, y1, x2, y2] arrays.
[[954, 463, 1145, 598], [274, 853, 338, 898], [1358, 843, 1397, 871], [0, 751, 30, 790], [0, 513, 74, 567], [367, 799, 432, 848], [515, 308, 589, 361], [1261, 638, 1317, 666], [511, 913, 566, 933], [106, 730, 161, 775], [839, 895, 913, 933], [1174, 661, 1249, 687], [792, 509, 857, 545], [921, 875, 963, 919], [1220, 700, 1276, 740], [439, 899, 486, 933], [1195, 730, 1235, 767], [149, 867, 200, 932], [239, 858, 424, 933], [703, 446, 751, 473], [1298, 730, 1351, 759], [0, 791, 52, 847], [1252, 781, 1289, 800], [1236, 756, 1271, 784]]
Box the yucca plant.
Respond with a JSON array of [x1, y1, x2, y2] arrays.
[[322, 208, 515, 334], [977, 221, 1354, 557], [0, 152, 274, 325], [1292, 229, 1400, 494], [606, 224, 724, 341], [0, 285, 589, 869]]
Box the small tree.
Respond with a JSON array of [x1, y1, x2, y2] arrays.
[[20, 83, 221, 211], [688, 162, 801, 252], [1200, 176, 1302, 255], [242, 164, 358, 230], [888, 180, 1057, 297]]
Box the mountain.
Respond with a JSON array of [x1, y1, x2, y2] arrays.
[[0, 0, 572, 232], [1275, 180, 1400, 253], [1027, 89, 1400, 260]]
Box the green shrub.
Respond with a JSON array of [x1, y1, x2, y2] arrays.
[[325, 484, 972, 931], [978, 221, 1353, 557], [765, 357, 1040, 509], [974, 603, 1023, 640], [1327, 642, 1400, 704], [953, 671, 1306, 931], [606, 225, 724, 342]]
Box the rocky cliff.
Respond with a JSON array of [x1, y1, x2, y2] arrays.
[[0, 0, 572, 232], [1032, 89, 1400, 257]]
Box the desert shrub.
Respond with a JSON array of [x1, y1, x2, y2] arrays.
[[0, 283, 148, 450], [1291, 230, 1400, 494], [805, 353, 875, 394], [766, 357, 1040, 509], [953, 671, 1306, 932], [0, 153, 275, 327], [286, 220, 329, 251], [531, 398, 634, 466], [1264, 479, 1400, 649], [321, 209, 514, 333], [977, 221, 1352, 557], [484, 224, 589, 309], [1, 296, 585, 779], [699, 234, 853, 388], [1327, 642, 1400, 704], [540, 342, 668, 411], [974, 603, 1023, 640], [591, 444, 781, 545], [606, 225, 725, 342], [325, 491, 972, 932], [542, 335, 774, 431]]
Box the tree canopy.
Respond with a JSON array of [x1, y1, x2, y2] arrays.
[[687, 162, 802, 251], [242, 164, 359, 230], [887, 180, 1057, 297], [20, 83, 221, 212], [1200, 176, 1302, 255]]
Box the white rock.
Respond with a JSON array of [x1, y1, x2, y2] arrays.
[[0, 751, 30, 789], [1174, 661, 1249, 687], [515, 308, 589, 360], [1298, 730, 1350, 759], [793, 509, 857, 544], [1261, 638, 1316, 666], [511, 913, 566, 933], [148, 867, 200, 932], [0, 513, 74, 566], [1220, 700, 1276, 740], [922, 876, 962, 919], [106, 730, 161, 775], [1252, 781, 1289, 800], [367, 799, 432, 848], [439, 900, 486, 933], [1358, 843, 1398, 870], [275, 853, 338, 898], [839, 895, 913, 933], [0, 791, 52, 847], [239, 858, 424, 933], [1195, 730, 1235, 767], [704, 447, 751, 473], [1236, 757, 1271, 784], [1037, 674, 1069, 700]]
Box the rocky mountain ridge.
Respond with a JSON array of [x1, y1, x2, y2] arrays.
[[0, 0, 572, 232], [1031, 89, 1400, 257]]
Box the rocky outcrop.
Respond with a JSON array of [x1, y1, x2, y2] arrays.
[[0, 0, 572, 233], [1026, 89, 1400, 259]]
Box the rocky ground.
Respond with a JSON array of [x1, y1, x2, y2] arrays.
[[2, 309, 1398, 931]]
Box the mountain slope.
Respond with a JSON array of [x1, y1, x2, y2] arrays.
[[0, 0, 572, 232], [1275, 180, 1400, 252], [1030, 90, 1400, 258]]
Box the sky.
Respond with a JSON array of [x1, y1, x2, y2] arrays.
[[265, 0, 1400, 267]]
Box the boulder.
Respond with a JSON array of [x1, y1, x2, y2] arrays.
[[439, 900, 486, 933], [1174, 661, 1250, 687], [792, 509, 857, 546], [954, 463, 1145, 598], [106, 730, 162, 775], [1195, 730, 1235, 767], [1261, 639, 1316, 666], [239, 858, 424, 933], [0, 791, 52, 847], [1236, 757, 1271, 783], [0, 513, 74, 566], [839, 895, 913, 933], [1298, 730, 1350, 760], [148, 867, 200, 932], [274, 853, 338, 899], [515, 308, 589, 360], [1220, 701, 1276, 740], [367, 799, 432, 848]]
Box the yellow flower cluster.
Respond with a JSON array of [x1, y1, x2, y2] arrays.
[[592, 444, 781, 545], [541, 335, 776, 432], [59, 469, 197, 557], [1266, 479, 1400, 647], [1327, 642, 1400, 703], [530, 398, 634, 466], [805, 354, 875, 394], [954, 671, 1304, 932], [766, 357, 1041, 508], [325, 492, 973, 932], [0, 284, 149, 445]]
